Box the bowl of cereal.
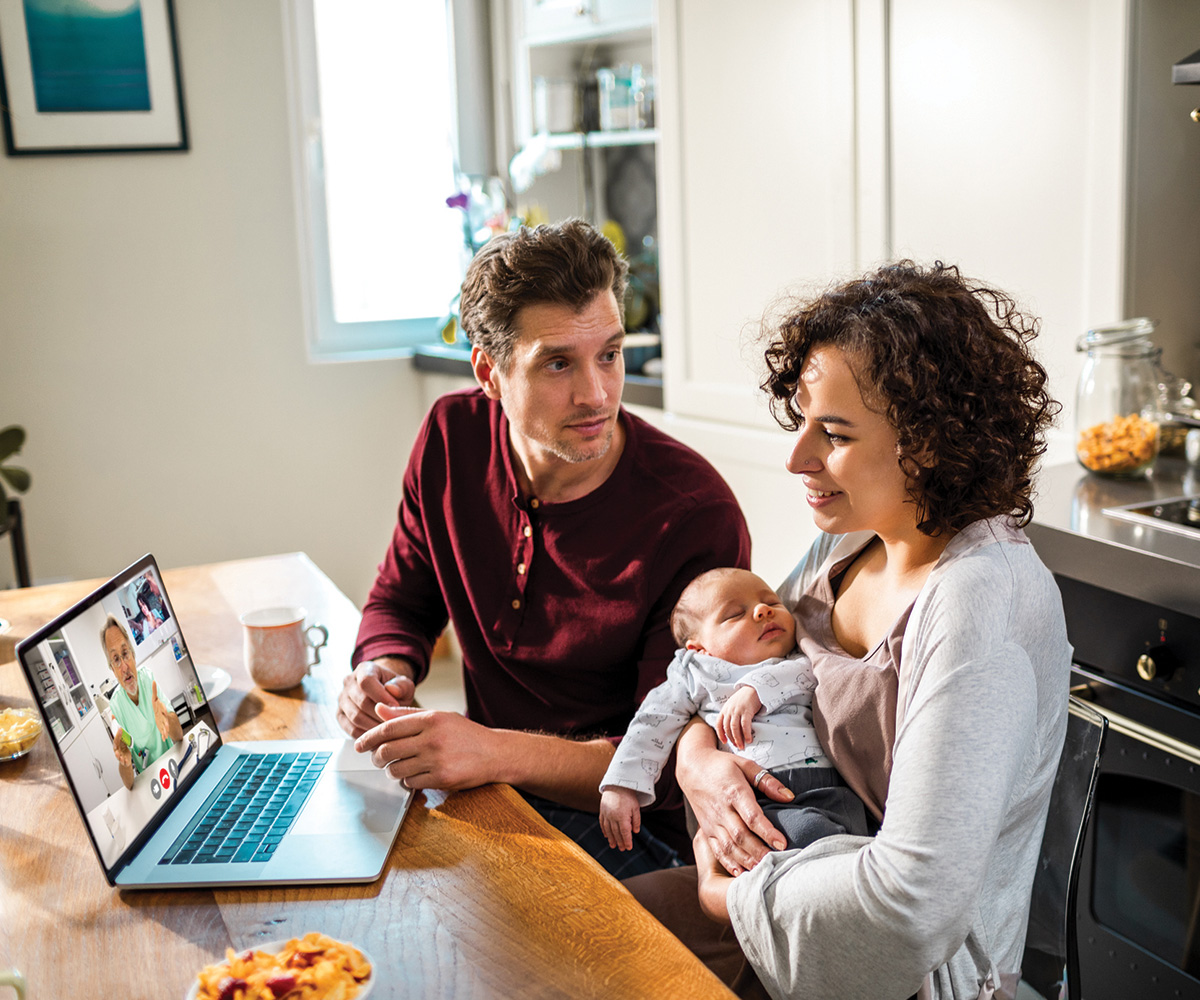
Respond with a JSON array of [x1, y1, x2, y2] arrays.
[[187, 932, 373, 1000], [0, 706, 42, 761]]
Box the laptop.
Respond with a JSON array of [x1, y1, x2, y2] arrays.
[[15, 553, 413, 889]]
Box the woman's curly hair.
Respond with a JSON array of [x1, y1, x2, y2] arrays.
[[761, 260, 1060, 535]]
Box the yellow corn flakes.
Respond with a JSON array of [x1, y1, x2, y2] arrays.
[[0, 707, 41, 757], [195, 932, 371, 1000]]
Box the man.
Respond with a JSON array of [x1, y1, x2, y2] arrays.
[[339, 219, 751, 876], [102, 614, 181, 790]]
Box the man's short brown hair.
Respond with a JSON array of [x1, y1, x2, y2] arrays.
[[458, 218, 628, 372]]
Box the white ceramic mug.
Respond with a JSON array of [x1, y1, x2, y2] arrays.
[[239, 606, 328, 691], [0, 969, 25, 999]]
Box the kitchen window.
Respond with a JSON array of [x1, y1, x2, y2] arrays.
[[283, 0, 466, 360]]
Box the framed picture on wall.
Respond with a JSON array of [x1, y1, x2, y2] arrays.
[[0, 0, 187, 155]]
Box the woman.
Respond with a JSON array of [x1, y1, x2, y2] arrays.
[[629, 261, 1070, 1000], [138, 590, 165, 632]]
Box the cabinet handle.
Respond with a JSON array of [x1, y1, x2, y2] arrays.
[[1191, 108, 1200, 124], [93, 757, 103, 779]]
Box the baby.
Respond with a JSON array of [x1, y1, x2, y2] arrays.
[[599, 567, 868, 854]]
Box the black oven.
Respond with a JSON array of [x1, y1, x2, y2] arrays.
[[1056, 573, 1200, 1000]]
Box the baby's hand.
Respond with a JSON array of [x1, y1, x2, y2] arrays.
[[599, 787, 641, 851], [716, 685, 764, 750]]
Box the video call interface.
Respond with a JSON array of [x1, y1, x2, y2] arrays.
[[20, 562, 220, 868]]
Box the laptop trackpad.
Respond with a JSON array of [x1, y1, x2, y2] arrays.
[[291, 759, 409, 836]]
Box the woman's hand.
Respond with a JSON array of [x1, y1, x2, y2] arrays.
[[677, 717, 792, 875]]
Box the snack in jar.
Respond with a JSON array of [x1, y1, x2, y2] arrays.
[[1075, 319, 1161, 477]]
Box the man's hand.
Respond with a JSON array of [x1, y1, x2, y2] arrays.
[[354, 706, 501, 791], [715, 685, 763, 750], [151, 680, 183, 742], [337, 658, 417, 739], [112, 726, 132, 770], [599, 786, 642, 851], [694, 829, 736, 924], [676, 717, 792, 876]]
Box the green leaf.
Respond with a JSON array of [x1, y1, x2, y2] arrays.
[[0, 465, 30, 493], [0, 426, 23, 464], [0, 479, 8, 532]]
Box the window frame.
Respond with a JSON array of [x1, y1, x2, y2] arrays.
[[281, 0, 463, 362]]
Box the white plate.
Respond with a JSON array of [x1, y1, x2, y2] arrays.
[[195, 664, 232, 701], [184, 939, 374, 999]]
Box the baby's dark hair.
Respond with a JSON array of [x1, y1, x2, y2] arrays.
[[670, 567, 741, 647]]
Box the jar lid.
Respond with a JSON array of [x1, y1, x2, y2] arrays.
[[1076, 317, 1155, 351]]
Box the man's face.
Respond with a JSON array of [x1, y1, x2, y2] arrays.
[[483, 290, 626, 470], [105, 625, 138, 699]]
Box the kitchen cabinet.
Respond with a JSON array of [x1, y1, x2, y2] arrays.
[[507, 0, 655, 148], [655, 0, 863, 427], [520, 0, 652, 46], [495, 0, 663, 374]]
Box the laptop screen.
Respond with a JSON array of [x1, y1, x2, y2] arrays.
[[17, 554, 222, 874]]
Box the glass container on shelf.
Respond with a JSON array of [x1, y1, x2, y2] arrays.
[[1075, 318, 1161, 477]]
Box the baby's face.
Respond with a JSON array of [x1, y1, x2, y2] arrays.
[[689, 570, 797, 665]]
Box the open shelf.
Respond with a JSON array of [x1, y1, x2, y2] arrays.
[[543, 128, 659, 150]]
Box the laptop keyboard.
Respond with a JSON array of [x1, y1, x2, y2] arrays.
[[158, 751, 331, 865]]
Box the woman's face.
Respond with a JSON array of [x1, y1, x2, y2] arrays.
[[785, 345, 918, 543], [105, 625, 138, 699]]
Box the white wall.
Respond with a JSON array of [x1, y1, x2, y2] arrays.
[[886, 0, 1129, 441], [0, 0, 424, 605]]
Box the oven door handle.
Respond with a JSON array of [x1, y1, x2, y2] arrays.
[[1071, 683, 1200, 765]]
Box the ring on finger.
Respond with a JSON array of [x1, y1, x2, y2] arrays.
[[752, 768, 770, 789]]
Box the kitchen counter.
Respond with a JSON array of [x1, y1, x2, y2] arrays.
[[1028, 458, 1200, 617]]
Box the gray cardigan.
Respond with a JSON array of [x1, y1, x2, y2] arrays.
[[727, 517, 1072, 1000]]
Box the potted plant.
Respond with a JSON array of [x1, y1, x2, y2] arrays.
[[0, 425, 31, 533]]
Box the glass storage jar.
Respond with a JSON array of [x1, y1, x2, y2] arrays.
[[1075, 318, 1160, 477]]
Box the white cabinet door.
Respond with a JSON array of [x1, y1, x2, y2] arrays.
[[61, 715, 125, 813], [657, 0, 862, 429]]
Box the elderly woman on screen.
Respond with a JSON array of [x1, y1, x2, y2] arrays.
[[628, 261, 1072, 1000]]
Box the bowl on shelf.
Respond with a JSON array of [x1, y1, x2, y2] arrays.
[[0, 706, 42, 761]]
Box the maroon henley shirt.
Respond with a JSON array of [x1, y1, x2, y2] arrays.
[[353, 388, 751, 815]]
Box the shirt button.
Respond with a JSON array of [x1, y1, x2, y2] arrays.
[[517, 563, 526, 575], [530, 498, 540, 509], [511, 599, 521, 610], [523, 525, 532, 538]]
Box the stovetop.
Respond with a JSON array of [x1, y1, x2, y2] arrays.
[[1103, 495, 1200, 539]]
